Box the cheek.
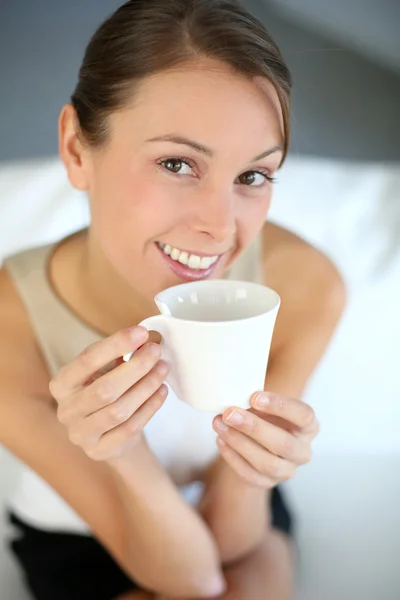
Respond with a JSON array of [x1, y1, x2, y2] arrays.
[[254, 193, 272, 231], [117, 177, 181, 237], [89, 166, 163, 234], [239, 193, 271, 238]]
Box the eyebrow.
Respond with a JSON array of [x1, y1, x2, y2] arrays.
[[146, 134, 283, 162]]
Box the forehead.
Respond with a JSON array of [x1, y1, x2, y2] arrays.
[[116, 60, 284, 152]]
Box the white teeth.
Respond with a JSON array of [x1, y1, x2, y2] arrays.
[[170, 247, 180, 261], [157, 242, 219, 270], [199, 256, 214, 269], [188, 254, 201, 269], [178, 251, 189, 265]]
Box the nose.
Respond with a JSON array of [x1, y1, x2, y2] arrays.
[[191, 186, 236, 243]]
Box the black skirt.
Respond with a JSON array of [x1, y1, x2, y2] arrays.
[[8, 486, 294, 600]]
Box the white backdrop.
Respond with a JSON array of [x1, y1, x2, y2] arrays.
[[1, 156, 399, 599]]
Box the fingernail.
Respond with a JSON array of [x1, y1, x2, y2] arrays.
[[130, 326, 147, 341], [217, 436, 226, 446], [215, 418, 229, 433], [255, 392, 270, 408], [155, 360, 168, 374], [225, 410, 244, 425]]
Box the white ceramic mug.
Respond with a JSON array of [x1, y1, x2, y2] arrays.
[[124, 279, 280, 413]]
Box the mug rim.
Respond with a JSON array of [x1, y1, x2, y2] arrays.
[[154, 279, 281, 326]]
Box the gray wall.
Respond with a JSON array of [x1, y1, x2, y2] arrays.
[[1, 0, 399, 162], [268, 0, 400, 75]]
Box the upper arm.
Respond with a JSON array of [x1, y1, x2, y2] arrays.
[[0, 268, 134, 580], [261, 222, 346, 397]]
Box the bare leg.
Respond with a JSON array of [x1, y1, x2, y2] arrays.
[[156, 528, 294, 600], [220, 529, 294, 600]]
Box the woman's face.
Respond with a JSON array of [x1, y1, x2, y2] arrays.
[[81, 60, 284, 300]]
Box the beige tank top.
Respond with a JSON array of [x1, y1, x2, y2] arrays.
[[3, 231, 263, 533]]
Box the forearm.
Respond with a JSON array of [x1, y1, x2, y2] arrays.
[[199, 457, 268, 564], [110, 442, 225, 598]]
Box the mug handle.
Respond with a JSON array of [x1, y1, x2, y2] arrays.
[[123, 315, 167, 362]]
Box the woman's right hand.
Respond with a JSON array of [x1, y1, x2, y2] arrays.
[[49, 326, 169, 461]]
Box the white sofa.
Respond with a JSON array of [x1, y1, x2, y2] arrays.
[[1, 157, 399, 600]]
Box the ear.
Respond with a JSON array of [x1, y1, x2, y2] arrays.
[[58, 104, 90, 191]]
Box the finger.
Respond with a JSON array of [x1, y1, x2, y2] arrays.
[[73, 360, 169, 441], [51, 326, 149, 397], [82, 343, 162, 417], [251, 391, 317, 432], [216, 437, 275, 489], [57, 342, 163, 423], [86, 384, 169, 461], [217, 410, 310, 464], [214, 417, 296, 480]]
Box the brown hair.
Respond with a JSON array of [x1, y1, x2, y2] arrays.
[[71, 0, 292, 162]]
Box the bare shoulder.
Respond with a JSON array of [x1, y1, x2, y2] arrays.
[[0, 266, 51, 406], [262, 221, 345, 300], [0, 265, 57, 461], [261, 221, 346, 396]]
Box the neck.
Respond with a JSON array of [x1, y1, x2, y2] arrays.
[[63, 229, 156, 336]]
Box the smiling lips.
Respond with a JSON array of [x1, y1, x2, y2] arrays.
[[155, 241, 225, 281], [156, 242, 220, 270]]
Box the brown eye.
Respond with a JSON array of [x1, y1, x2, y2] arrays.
[[160, 158, 195, 176], [238, 171, 257, 185], [237, 170, 271, 187], [162, 158, 183, 173]]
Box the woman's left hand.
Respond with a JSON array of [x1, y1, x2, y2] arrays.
[[212, 391, 319, 488]]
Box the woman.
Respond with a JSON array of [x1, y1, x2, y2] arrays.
[[0, 1, 345, 599]]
